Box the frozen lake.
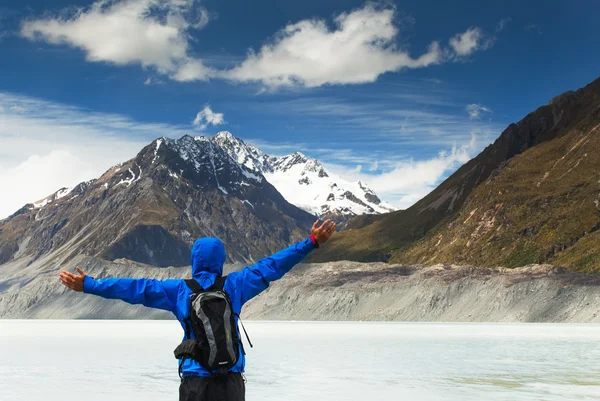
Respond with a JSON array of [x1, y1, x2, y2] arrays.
[[1, 320, 600, 400]]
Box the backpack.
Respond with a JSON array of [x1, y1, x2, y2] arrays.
[[174, 276, 252, 377]]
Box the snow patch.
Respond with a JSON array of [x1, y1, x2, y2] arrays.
[[32, 198, 51, 209], [153, 139, 163, 164], [115, 168, 135, 187], [241, 168, 261, 182], [134, 164, 142, 183], [55, 187, 72, 200]]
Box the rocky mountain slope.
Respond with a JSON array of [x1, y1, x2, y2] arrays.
[[0, 135, 315, 267], [214, 131, 395, 219], [3, 254, 600, 323], [312, 77, 600, 272]]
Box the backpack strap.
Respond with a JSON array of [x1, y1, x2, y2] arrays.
[[184, 279, 203, 293], [185, 277, 228, 292], [213, 275, 227, 291]]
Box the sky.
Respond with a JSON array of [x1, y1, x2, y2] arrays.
[[1, 0, 599, 219]]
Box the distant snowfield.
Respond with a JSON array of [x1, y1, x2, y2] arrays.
[[214, 131, 396, 217], [2, 320, 600, 401]]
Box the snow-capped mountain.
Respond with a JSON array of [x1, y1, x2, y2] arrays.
[[0, 131, 395, 268], [0, 134, 314, 267], [214, 131, 396, 218]]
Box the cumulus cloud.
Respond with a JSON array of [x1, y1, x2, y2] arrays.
[[449, 27, 492, 57], [466, 103, 492, 119], [20, 0, 215, 80], [20, 2, 493, 89], [222, 5, 442, 88], [192, 105, 225, 130], [326, 135, 478, 209]]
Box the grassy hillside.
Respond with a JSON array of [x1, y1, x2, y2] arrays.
[[313, 77, 600, 272]]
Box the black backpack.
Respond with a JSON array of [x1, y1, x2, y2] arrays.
[[174, 276, 252, 377]]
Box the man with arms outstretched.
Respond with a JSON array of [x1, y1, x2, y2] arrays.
[[60, 219, 336, 401]]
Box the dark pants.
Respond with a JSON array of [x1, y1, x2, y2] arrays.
[[179, 374, 246, 401]]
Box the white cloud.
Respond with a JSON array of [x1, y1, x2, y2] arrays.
[[223, 5, 443, 88], [466, 103, 492, 119], [496, 17, 511, 32], [449, 27, 491, 56], [0, 150, 97, 217], [0, 91, 194, 219], [19, 2, 493, 89], [192, 105, 225, 131], [144, 77, 165, 85], [325, 135, 478, 209], [20, 0, 215, 80]]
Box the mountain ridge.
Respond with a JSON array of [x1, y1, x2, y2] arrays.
[[311, 76, 600, 272]]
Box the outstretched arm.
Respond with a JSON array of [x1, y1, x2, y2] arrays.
[[234, 219, 336, 305], [59, 267, 180, 312]]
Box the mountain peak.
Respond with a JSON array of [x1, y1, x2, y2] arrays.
[[291, 151, 307, 158], [215, 131, 235, 140]]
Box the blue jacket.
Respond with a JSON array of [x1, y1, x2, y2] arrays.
[[83, 236, 316, 377]]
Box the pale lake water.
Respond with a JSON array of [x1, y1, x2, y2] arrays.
[[1, 320, 600, 401]]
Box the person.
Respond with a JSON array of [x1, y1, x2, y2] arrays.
[[59, 219, 337, 401]]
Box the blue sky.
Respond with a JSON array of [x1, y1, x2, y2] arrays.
[[1, 0, 599, 218]]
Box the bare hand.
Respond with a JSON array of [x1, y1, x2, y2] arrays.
[[59, 267, 86, 292], [311, 219, 337, 245]]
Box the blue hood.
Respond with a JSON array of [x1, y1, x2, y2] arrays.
[[190, 237, 226, 289]]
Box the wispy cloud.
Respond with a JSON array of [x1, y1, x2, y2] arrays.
[[496, 17, 511, 32], [525, 23, 543, 34], [144, 77, 165, 85], [258, 96, 503, 149], [0, 91, 194, 218], [193, 105, 225, 131], [466, 103, 492, 119]]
